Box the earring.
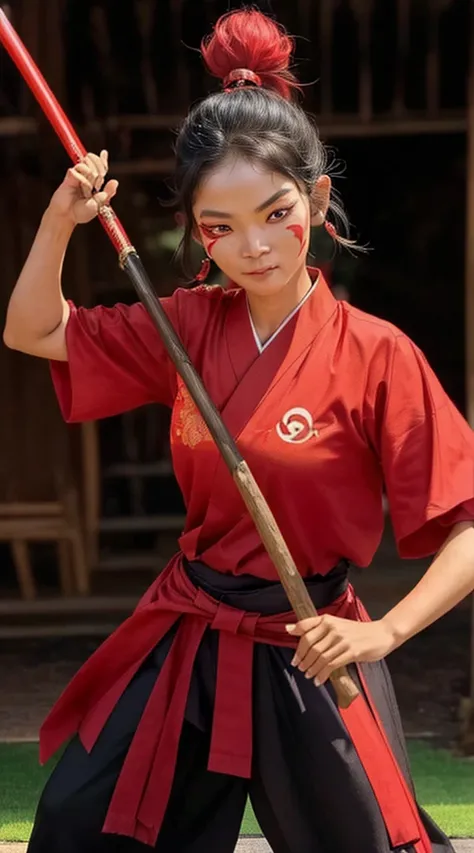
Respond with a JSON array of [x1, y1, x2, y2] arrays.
[[324, 220, 337, 239], [196, 257, 211, 282]]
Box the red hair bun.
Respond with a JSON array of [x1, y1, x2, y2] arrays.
[[201, 9, 300, 101]]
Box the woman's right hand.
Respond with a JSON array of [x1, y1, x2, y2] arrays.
[[48, 150, 119, 225]]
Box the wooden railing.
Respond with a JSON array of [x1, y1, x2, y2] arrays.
[[0, 0, 470, 147]]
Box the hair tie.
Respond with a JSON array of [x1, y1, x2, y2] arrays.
[[223, 68, 262, 92]]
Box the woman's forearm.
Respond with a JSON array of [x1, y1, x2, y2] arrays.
[[382, 521, 474, 649], [3, 206, 73, 349]]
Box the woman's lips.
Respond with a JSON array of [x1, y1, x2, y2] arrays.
[[244, 265, 278, 276]]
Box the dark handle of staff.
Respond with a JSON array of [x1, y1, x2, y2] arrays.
[[0, 7, 359, 708]]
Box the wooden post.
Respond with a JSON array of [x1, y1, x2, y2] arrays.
[[351, 0, 374, 124], [426, 4, 440, 117], [319, 0, 334, 120], [393, 0, 410, 117], [465, 0, 474, 714]]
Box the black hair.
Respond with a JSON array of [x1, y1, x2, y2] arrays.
[[170, 10, 357, 279]]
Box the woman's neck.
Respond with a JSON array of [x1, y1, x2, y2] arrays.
[[246, 265, 313, 346]]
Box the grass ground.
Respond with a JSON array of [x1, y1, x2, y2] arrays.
[[0, 741, 473, 842]]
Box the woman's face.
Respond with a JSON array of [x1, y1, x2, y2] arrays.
[[192, 157, 312, 296]]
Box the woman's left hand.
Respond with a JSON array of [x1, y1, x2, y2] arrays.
[[286, 615, 398, 686]]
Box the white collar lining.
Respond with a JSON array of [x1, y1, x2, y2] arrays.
[[247, 279, 318, 354]]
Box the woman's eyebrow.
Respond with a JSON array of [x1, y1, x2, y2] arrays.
[[199, 188, 293, 219], [255, 188, 292, 213]]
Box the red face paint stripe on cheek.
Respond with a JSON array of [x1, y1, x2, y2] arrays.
[[198, 226, 226, 258], [286, 224, 307, 257], [206, 238, 220, 256]]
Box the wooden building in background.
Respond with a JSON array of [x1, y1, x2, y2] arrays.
[[0, 0, 473, 694]]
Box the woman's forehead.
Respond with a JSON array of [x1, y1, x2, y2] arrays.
[[194, 158, 298, 215]]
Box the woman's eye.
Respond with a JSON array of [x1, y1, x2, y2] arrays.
[[268, 206, 293, 222], [200, 224, 230, 237]]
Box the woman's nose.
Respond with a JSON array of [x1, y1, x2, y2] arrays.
[[241, 231, 271, 259]]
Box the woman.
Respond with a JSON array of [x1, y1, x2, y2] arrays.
[[4, 9, 474, 853]]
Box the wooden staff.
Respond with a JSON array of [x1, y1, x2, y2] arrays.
[[0, 7, 359, 708]]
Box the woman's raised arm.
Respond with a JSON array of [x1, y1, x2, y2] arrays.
[[3, 149, 117, 361]]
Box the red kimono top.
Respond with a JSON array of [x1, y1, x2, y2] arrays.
[[44, 269, 474, 850], [52, 268, 474, 571]]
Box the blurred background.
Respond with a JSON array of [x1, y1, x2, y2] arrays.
[[0, 0, 473, 760]]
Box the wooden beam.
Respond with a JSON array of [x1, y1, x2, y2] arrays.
[[104, 114, 183, 130], [99, 514, 184, 532], [111, 158, 176, 175], [0, 117, 36, 136], [466, 3, 474, 715], [103, 460, 174, 477], [0, 113, 468, 143], [319, 115, 467, 137], [90, 105, 470, 138], [465, 0, 474, 705], [89, 117, 471, 178], [467, 0, 474, 430], [0, 623, 120, 638], [0, 594, 139, 615], [102, 114, 469, 142]]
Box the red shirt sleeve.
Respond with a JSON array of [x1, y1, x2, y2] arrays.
[[368, 333, 474, 558], [50, 295, 181, 422]]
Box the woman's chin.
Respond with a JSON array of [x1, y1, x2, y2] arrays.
[[237, 270, 292, 296]]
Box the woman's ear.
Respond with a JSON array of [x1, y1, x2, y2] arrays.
[[310, 175, 332, 227]]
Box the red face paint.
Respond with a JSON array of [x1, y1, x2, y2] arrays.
[[206, 238, 219, 256], [199, 225, 227, 258], [286, 223, 307, 257]]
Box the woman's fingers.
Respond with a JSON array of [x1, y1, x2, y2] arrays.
[[104, 178, 118, 198], [93, 179, 119, 209], [304, 641, 350, 682], [291, 621, 329, 669], [50, 150, 114, 224], [296, 632, 336, 674], [74, 162, 97, 189], [309, 644, 352, 686], [63, 151, 109, 195], [71, 152, 108, 193], [68, 167, 94, 198], [84, 152, 107, 189], [100, 149, 109, 172]]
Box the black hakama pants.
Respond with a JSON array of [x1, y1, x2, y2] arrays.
[[27, 561, 454, 853]]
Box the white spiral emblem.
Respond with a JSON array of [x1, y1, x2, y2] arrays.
[[276, 408, 319, 444]]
